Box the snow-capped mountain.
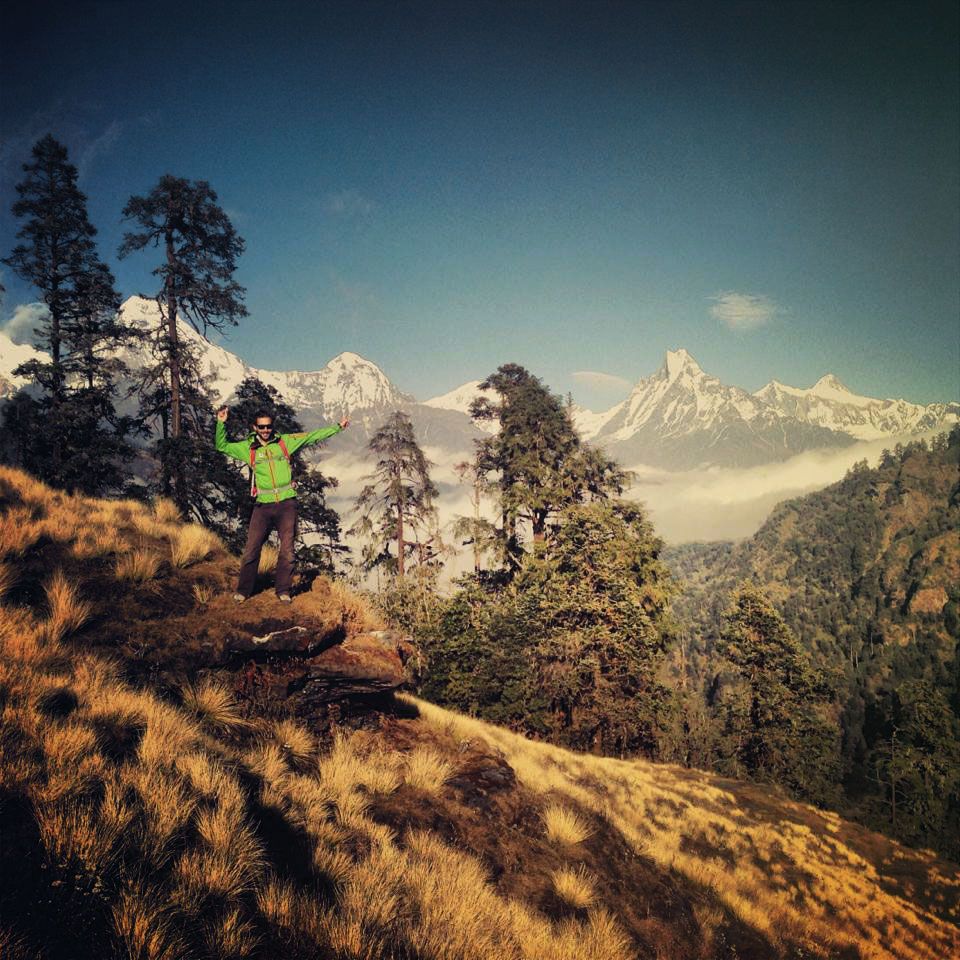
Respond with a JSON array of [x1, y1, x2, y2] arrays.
[[3, 300, 956, 473], [754, 375, 960, 441], [576, 349, 853, 469], [116, 297, 412, 424], [422, 380, 499, 435], [0, 329, 45, 398]]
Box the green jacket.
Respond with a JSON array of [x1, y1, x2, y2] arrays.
[[215, 420, 342, 503]]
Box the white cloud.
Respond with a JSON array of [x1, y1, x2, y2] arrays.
[[623, 431, 943, 543], [322, 189, 377, 218], [709, 291, 778, 331], [2, 302, 49, 347], [571, 370, 632, 392]]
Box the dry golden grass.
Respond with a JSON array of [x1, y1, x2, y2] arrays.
[[0, 506, 42, 557], [43, 570, 91, 643], [1, 469, 956, 960], [177, 809, 265, 900], [407, 696, 960, 960], [403, 745, 454, 794], [72, 529, 120, 559], [192, 582, 213, 605], [258, 543, 279, 573], [112, 883, 189, 960], [152, 498, 181, 524], [203, 908, 260, 960], [115, 546, 162, 583], [0, 561, 16, 600], [551, 865, 597, 909], [272, 718, 315, 768], [170, 523, 221, 567], [181, 678, 246, 733], [311, 575, 387, 633], [542, 802, 592, 846]]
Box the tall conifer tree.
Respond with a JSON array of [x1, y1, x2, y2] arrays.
[[469, 363, 626, 566], [118, 175, 246, 509], [350, 411, 438, 576], [2, 135, 137, 493]]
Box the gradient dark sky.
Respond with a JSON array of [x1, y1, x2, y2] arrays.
[[1, 1, 957, 408]]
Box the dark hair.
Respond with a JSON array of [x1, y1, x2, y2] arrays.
[[251, 409, 274, 425]]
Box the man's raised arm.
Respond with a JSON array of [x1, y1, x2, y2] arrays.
[[281, 418, 350, 455], [214, 407, 252, 461]]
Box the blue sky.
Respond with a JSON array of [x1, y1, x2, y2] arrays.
[[1, 0, 957, 409]]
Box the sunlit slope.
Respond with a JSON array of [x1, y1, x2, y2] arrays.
[[1, 466, 957, 960]]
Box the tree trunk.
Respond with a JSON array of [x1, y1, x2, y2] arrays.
[[396, 490, 405, 577], [165, 230, 181, 440]]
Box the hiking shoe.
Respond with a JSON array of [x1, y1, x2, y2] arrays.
[[232, 593, 247, 603]]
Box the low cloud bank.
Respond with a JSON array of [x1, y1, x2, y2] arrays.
[[318, 432, 946, 573], [623, 432, 943, 543]]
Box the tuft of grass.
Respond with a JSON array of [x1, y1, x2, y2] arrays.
[[203, 908, 260, 960], [43, 570, 91, 643], [176, 806, 265, 902], [192, 582, 213, 605], [170, 524, 221, 568], [402, 746, 454, 795], [0, 506, 42, 557], [543, 802, 592, 846], [272, 718, 315, 769], [152, 498, 180, 524], [72, 529, 120, 559], [551, 865, 597, 909], [258, 544, 279, 574], [112, 883, 188, 960], [0, 562, 16, 600], [181, 678, 246, 733], [115, 547, 162, 583]]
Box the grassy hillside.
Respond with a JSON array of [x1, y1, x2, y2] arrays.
[[1, 466, 958, 960]]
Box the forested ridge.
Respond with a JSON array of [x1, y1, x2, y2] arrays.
[[665, 428, 960, 856]]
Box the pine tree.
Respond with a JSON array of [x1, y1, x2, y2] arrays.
[[716, 584, 841, 804], [2, 135, 138, 494], [521, 499, 675, 755], [350, 411, 438, 577], [470, 363, 625, 567], [118, 175, 246, 509]]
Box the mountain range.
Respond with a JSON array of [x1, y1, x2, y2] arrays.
[[1, 296, 957, 472]]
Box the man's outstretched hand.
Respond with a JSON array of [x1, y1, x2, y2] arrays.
[[217, 407, 229, 423], [339, 418, 350, 430]]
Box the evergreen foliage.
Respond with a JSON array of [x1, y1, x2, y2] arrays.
[[715, 584, 840, 805], [1, 135, 140, 494], [470, 364, 626, 566], [419, 499, 675, 755], [664, 427, 960, 855], [118, 175, 247, 510], [350, 411, 439, 577]]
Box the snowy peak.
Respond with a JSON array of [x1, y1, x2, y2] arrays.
[[115, 297, 410, 420], [423, 380, 485, 415], [754, 372, 959, 440], [660, 348, 703, 382], [807, 374, 874, 406]]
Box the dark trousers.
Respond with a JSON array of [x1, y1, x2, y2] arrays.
[[237, 498, 297, 597]]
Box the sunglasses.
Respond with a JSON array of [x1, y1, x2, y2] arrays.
[[254, 423, 273, 430]]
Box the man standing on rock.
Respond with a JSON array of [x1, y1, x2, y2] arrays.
[[215, 406, 349, 603]]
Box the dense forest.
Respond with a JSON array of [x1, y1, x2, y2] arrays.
[[665, 430, 960, 856]]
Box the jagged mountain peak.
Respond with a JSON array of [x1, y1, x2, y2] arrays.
[[659, 348, 704, 382], [810, 373, 855, 396]]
